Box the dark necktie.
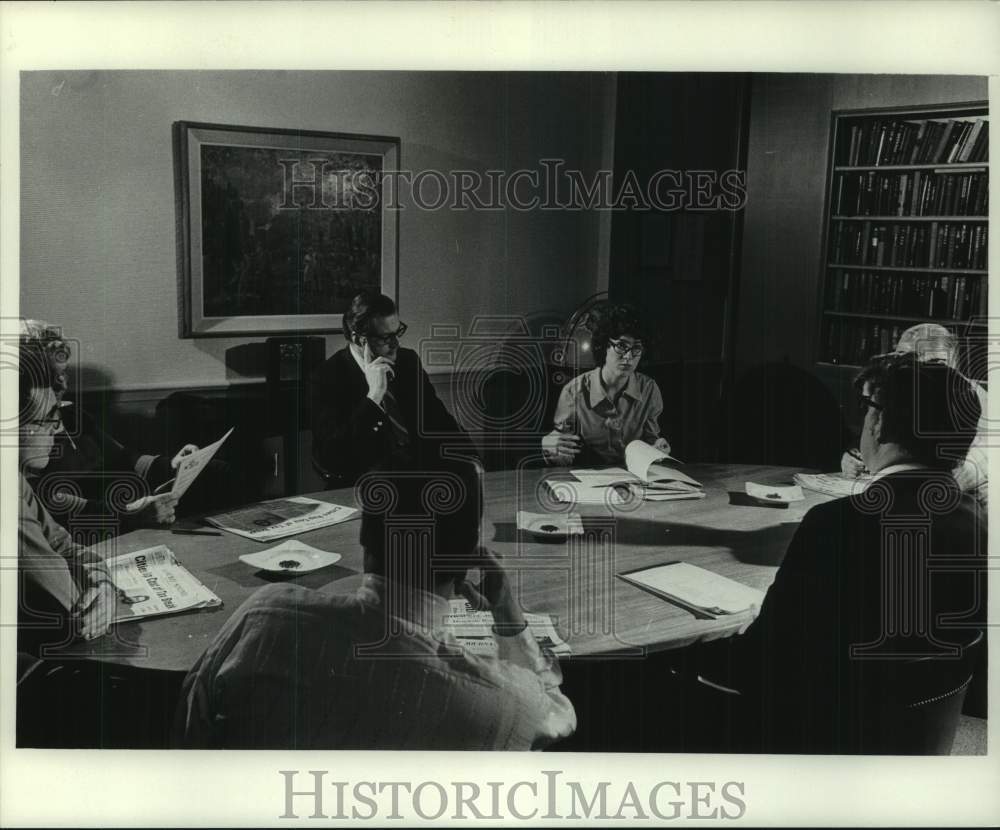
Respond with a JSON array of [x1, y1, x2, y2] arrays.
[[381, 388, 411, 447]]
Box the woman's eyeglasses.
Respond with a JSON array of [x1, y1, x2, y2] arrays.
[[23, 415, 63, 436], [609, 339, 644, 358], [368, 322, 408, 347]]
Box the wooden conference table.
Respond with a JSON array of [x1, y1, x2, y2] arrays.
[[64, 464, 832, 671]]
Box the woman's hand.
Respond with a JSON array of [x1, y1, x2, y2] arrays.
[[74, 580, 117, 641], [541, 430, 581, 465], [171, 444, 200, 470], [125, 493, 177, 526], [652, 436, 671, 455]]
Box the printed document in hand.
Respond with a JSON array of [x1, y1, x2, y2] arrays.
[[105, 545, 222, 623], [793, 472, 871, 498], [156, 427, 235, 500], [561, 440, 704, 503], [206, 497, 358, 542], [617, 561, 764, 618], [444, 598, 571, 657]]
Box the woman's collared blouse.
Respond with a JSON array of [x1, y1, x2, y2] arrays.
[[548, 367, 664, 466]]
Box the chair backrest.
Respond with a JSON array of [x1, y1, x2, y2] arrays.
[[857, 631, 984, 755]]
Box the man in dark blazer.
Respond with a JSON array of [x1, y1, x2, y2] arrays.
[[311, 291, 477, 485], [696, 352, 986, 753]]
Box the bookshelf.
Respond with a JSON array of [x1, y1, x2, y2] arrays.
[[816, 103, 988, 378]]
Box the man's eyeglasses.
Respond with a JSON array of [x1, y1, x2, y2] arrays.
[[368, 322, 408, 347], [858, 394, 883, 415], [609, 339, 644, 359]]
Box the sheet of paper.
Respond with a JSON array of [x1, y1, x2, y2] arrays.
[[745, 482, 805, 503], [641, 490, 707, 502], [516, 510, 584, 535], [170, 427, 235, 499], [105, 545, 222, 623], [793, 472, 871, 498], [618, 561, 764, 615], [206, 497, 358, 542], [624, 441, 702, 489]]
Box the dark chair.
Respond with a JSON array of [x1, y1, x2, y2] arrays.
[[684, 631, 985, 754], [725, 361, 851, 471], [16, 658, 186, 749]]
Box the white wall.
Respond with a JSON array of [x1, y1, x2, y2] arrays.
[[20, 70, 614, 390]]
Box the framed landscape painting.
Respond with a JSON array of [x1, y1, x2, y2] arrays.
[[175, 122, 399, 337]]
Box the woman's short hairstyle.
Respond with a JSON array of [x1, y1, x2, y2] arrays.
[[18, 336, 56, 417], [588, 302, 646, 367], [343, 291, 397, 343], [854, 352, 979, 470]]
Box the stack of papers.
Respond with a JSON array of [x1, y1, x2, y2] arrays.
[[617, 561, 764, 619], [793, 472, 871, 498], [106, 545, 222, 623], [207, 497, 357, 542], [444, 598, 571, 657]]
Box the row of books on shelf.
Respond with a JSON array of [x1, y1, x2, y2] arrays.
[[823, 319, 958, 368], [837, 117, 988, 167], [829, 221, 987, 270], [826, 270, 987, 320], [832, 170, 987, 218]]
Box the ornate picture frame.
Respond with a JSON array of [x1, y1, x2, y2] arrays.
[[174, 122, 399, 337]]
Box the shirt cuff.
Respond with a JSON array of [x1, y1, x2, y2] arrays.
[[134, 454, 159, 479]]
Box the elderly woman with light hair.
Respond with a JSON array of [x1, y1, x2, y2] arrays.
[[18, 319, 189, 533], [18, 331, 116, 647], [841, 323, 988, 506]]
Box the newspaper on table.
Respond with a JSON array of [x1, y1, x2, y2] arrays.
[[793, 472, 871, 498], [105, 545, 222, 623], [206, 496, 358, 542], [444, 598, 571, 657]]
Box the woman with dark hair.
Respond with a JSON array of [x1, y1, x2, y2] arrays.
[[542, 303, 670, 466]]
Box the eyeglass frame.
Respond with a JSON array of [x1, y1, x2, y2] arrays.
[[365, 321, 408, 347], [858, 393, 883, 415], [22, 413, 63, 436], [608, 338, 645, 359]]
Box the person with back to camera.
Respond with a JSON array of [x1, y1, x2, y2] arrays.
[[701, 352, 985, 752], [542, 302, 670, 467], [310, 291, 477, 485], [840, 323, 987, 508], [173, 460, 576, 749]]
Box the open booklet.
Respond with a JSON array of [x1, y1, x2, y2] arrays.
[[556, 440, 705, 503], [105, 545, 222, 623], [617, 561, 764, 620]]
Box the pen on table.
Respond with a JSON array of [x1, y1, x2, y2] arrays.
[[171, 527, 222, 536]]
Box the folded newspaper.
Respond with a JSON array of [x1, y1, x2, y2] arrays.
[[793, 472, 871, 498], [444, 598, 571, 657], [106, 545, 222, 623], [206, 497, 358, 542]]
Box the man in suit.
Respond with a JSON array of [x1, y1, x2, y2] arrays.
[[311, 291, 477, 485], [712, 352, 986, 752]]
